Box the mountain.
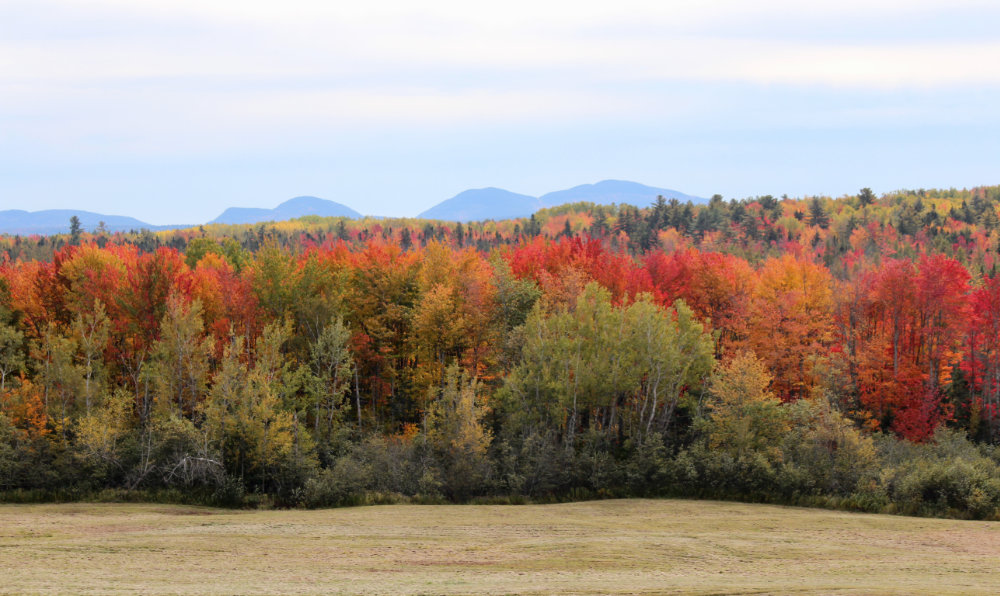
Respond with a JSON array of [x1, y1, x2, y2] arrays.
[[417, 188, 541, 222], [539, 180, 705, 208], [210, 196, 362, 225], [417, 180, 705, 223], [0, 209, 166, 235], [1, 183, 703, 234]]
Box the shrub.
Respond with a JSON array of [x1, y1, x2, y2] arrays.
[[780, 399, 880, 497], [301, 455, 373, 508], [879, 429, 1000, 519]]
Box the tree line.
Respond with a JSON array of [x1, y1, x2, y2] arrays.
[[1, 188, 1000, 516]]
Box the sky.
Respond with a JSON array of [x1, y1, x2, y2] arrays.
[[2, 0, 999, 224]]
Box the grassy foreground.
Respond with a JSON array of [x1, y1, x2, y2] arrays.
[[0, 500, 998, 595]]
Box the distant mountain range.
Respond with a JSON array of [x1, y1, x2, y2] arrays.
[[539, 180, 703, 211], [209, 196, 362, 225], [0, 209, 181, 236], [0, 196, 364, 236], [0, 181, 704, 234], [418, 180, 705, 222]]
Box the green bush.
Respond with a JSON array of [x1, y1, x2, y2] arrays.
[[210, 475, 246, 507], [623, 435, 670, 496], [879, 429, 1000, 519], [780, 399, 880, 497], [301, 455, 374, 508]]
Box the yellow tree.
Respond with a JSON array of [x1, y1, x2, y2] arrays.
[[202, 323, 315, 492], [425, 364, 492, 499], [411, 243, 498, 411], [704, 352, 787, 458], [75, 388, 134, 474]]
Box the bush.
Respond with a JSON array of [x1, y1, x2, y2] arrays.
[[571, 430, 625, 497], [623, 435, 670, 496], [879, 429, 1000, 519], [0, 414, 21, 491], [665, 443, 782, 502], [780, 399, 880, 497], [301, 455, 373, 508], [889, 458, 1000, 518], [492, 429, 570, 498], [209, 475, 246, 507]]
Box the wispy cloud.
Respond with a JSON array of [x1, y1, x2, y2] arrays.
[[3, 1, 998, 150], [5, 2, 999, 87]]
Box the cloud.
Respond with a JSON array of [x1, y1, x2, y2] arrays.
[[71, 0, 1000, 28], [2, 0, 998, 162], [5, 0, 1000, 86]]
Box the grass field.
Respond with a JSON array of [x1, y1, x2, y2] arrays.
[[0, 499, 998, 595]]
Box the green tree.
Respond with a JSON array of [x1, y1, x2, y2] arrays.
[[0, 322, 25, 392], [0, 413, 26, 490], [490, 257, 541, 371], [184, 237, 221, 269], [858, 187, 875, 207], [69, 216, 82, 245], [780, 398, 878, 495], [35, 325, 83, 439], [147, 296, 211, 417], [504, 284, 713, 446], [625, 297, 714, 443], [309, 316, 355, 437], [808, 198, 830, 229], [71, 301, 110, 413], [292, 253, 349, 348]]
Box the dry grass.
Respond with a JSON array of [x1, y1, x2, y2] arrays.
[[0, 499, 998, 594]]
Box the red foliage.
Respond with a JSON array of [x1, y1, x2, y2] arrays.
[[505, 237, 653, 306], [644, 249, 754, 350]]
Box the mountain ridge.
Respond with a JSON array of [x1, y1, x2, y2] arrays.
[[209, 196, 362, 225], [539, 180, 703, 208], [419, 180, 706, 222], [417, 188, 542, 222], [0, 181, 705, 234], [0, 209, 181, 235]]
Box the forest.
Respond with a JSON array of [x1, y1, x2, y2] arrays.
[[2, 185, 1000, 518]]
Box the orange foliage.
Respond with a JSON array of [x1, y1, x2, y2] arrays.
[[746, 254, 834, 401]]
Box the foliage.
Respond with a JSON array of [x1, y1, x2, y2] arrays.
[[1, 187, 1000, 518], [702, 352, 787, 458]]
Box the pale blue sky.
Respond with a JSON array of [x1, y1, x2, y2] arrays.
[[2, 0, 999, 224]]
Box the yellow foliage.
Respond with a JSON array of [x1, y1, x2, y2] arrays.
[[706, 352, 788, 457]]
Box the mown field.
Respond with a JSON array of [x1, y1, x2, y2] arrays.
[[0, 499, 998, 595]]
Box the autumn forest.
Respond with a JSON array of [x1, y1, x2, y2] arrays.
[[3, 186, 1000, 518]]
